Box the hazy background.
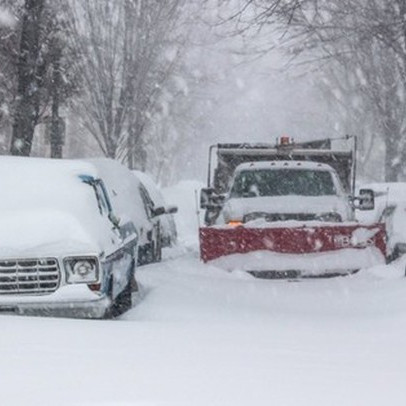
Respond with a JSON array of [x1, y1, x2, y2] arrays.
[[0, 0, 395, 185]]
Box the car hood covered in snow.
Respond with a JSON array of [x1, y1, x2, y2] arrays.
[[220, 195, 352, 224], [0, 209, 103, 258]]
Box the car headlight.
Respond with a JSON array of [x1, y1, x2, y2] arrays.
[[64, 257, 99, 284]]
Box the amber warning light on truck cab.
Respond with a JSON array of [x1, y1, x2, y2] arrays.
[[278, 136, 294, 146]]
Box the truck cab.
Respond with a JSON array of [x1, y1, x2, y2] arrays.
[[201, 138, 374, 226], [219, 160, 354, 226]]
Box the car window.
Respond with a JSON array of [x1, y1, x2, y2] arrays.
[[80, 175, 113, 217], [94, 182, 110, 216], [138, 184, 155, 218]]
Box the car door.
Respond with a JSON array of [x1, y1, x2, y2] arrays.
[[82, 175, 138, 297], [138, 183, 161, 262]]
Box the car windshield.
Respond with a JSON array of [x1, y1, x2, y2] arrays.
[[230, 168, 337, 198]]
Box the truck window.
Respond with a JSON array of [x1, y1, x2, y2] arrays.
[[230, 169, 337, 198]]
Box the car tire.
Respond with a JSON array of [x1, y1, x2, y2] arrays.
[[154, 230, 162, 263], [145, 242, 155, 264], [102, 277, 115, 319], [138, 243, 152, 265], [103, 267, 134, 319], [114, 280, 132, 315]]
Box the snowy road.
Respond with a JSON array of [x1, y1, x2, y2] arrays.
[[1, 248, 406, 406], [1, 182, 406, 405]]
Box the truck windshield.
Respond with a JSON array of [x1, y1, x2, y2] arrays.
[[230, 169, 337, 198]]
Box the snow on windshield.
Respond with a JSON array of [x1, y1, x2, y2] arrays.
[[230, 169, 337, 198]]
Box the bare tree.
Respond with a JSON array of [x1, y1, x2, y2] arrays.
[[223, 0, 406, 180], [66, 0, 187, 168], [9, 0, 45, 156], [0, 0, 78, 157]]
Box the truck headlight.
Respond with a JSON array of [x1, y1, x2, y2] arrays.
[[318, 212, 342, 222], [64, 257, 99, 284]]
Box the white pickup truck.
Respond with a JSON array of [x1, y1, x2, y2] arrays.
[[199, 139, 386, 278], [219, 160, 354, 226]]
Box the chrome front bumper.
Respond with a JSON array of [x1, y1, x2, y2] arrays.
[[0, 287, 111, 319]]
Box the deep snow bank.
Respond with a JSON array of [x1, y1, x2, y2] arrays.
[[162, 180, 204, 248]]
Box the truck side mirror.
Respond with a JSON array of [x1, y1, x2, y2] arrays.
[[357, 189, 375, 210], [200, 187, 214, 209], [200, 188, 225, 209]]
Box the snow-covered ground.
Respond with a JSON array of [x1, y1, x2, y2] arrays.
[[1, 180, 406, 405]]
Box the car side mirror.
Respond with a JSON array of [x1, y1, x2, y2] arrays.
[[356, 189, 375, 210], [152, 206, 166, 217], [108, 212, 121, 229], [166, 205, 178, 214]]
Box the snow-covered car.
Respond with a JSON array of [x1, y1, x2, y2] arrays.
[[218, 161, 354, 225], [0, 157, 138, 319], [357, 182, 406, 260], [132, 170, 178, 248], [89, 160, 173, 264]]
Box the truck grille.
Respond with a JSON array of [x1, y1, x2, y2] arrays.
[[244, 212, 318, 223], [0, 258, 60, 294]]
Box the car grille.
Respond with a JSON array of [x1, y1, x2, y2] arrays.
[[0, 258, 60, 294]]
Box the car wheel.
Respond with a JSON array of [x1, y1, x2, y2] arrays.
[[114, 280, 132, 315], [138, 243, 153, 265], [145, 241, 155, 264], [154, 230, 162, 263], [102, 277, 115, 319], [103, 272, 133, 319]]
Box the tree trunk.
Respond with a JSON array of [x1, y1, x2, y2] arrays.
[[10, 0, 45, 156], [384, 133, 401, 182], [50, 41, 63, 158], [127, 118, 147, 170]]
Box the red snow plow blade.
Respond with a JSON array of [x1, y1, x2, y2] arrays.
[[199, 224, 386, 262]]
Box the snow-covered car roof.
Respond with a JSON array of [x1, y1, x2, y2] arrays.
[[234, 160, 336, 172], [0, 156, 119, 256], [132, 170, 178, 246], [0, 156, 98, 211], [86, 159, 151, 243]]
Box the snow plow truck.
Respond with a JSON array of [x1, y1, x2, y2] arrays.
[[199, 137, 386, 278]]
